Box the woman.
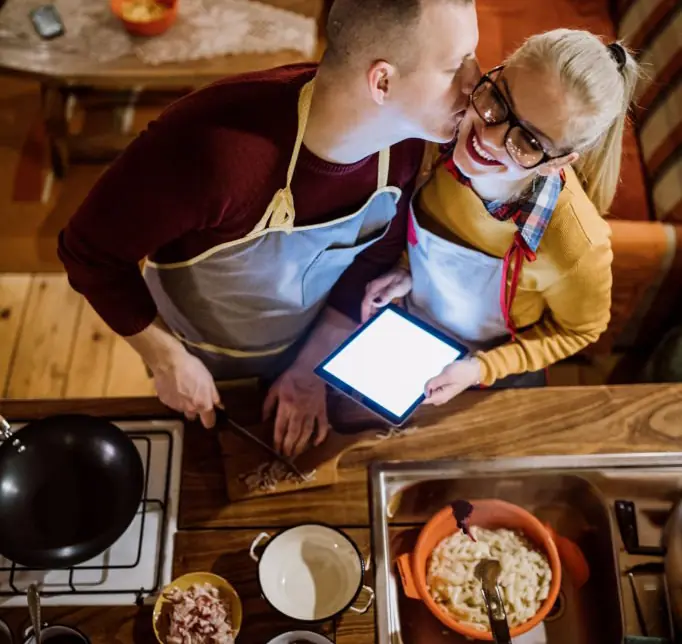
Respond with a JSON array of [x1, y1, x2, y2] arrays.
[[361, 29, 639, 405]]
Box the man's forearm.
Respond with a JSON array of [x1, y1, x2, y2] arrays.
[[292, 306, 358, 370], [124, 316, 188, 373]]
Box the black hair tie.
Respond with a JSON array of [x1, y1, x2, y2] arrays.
[[607, 42, 627, 73]]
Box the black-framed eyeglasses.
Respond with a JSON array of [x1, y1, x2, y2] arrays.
[[471, 65, 566, 169]]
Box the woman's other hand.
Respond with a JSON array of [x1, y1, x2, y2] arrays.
[[423, 357, 483, 406], [360, 267, 413, 323]]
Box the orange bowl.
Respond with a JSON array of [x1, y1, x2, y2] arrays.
[[397, 499, 562, 640], [110, 0, 178, 37]]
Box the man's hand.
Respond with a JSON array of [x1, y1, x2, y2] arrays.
[[263, 365, 331, 457], [423, 357, 482, 406], [261, 307, 357, 457], [124, 316, 220, 429], [152, 350, 221, 428], [361, 267, 413, 323]]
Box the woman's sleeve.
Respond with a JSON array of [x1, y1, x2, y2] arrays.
[[474, 240, 613, 385]]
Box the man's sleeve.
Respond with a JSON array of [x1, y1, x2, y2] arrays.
[[326, 177, 414, 322], [58, 124, 230, 337]]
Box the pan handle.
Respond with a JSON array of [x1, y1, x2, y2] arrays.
[[0, 415, 24, 452], [0, 415, 12, 441]]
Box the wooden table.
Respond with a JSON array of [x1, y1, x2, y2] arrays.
[[0, 0, 325, 176], [1, 383, 682, 643]]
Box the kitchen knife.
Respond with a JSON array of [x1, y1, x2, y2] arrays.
[[215, 407, 307, 480]]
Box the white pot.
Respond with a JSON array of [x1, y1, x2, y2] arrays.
[[250, 523, 374, 622]]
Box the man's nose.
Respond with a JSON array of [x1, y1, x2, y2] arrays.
[[462, 57, 482, 96], [454, 58, 481, 114]]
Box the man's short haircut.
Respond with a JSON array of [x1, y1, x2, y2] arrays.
[[322, 0, 473, 72]]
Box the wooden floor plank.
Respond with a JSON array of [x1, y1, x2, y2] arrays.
[[6, 274, 82, 399], [0, 274, 32, 396], [64, 301, 115, 398], [105, 334, 156, 397]]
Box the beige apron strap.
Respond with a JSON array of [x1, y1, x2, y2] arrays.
[[252, 79, 316, 235], [377, 147, 391, 190], [415, 142, 439, 192]]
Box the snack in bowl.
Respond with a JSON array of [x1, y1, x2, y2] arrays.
[[120, 0, 168, 22], [427, 526, 552, 631], [110, 0, 177, 37], [153, 572, 242, 644]]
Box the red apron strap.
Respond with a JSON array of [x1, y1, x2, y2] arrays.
[[500, 232, 527, 341], [500, 232, 549, 383], [407, 208, 418, 246]]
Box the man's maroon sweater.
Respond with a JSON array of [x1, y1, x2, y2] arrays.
[[58, 64, 424, 336]]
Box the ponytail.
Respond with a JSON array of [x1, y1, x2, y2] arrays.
[[573, 45, 640, 214]]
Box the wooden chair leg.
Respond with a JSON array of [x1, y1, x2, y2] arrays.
[[40, 83, 70, 179]]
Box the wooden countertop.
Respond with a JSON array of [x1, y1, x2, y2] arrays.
[[1, 383, 682, 643]]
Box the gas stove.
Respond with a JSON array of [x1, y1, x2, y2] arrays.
[[0, 419, 184, 606]]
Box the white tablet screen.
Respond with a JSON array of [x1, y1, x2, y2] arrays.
[[320, 307, 464, 418]]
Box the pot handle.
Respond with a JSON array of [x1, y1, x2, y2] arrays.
[[249, 532, 271, 563], [396, 553, 420, 600], [349, 585, 375, 614]]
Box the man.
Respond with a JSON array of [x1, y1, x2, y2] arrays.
[[58, 0, 479, 457]]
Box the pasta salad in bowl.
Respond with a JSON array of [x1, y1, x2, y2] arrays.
[[397, 499, 561, 640]]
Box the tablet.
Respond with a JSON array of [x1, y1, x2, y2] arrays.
[[314, 304, 468, 426]]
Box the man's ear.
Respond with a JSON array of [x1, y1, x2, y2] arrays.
[[536, 151, 579, 177], [367, 60, 397, 105]]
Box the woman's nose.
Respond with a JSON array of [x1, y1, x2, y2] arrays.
[[480, 122, 507, 151]]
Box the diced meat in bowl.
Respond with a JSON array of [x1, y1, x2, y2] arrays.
[[159, 580, 238, 644]]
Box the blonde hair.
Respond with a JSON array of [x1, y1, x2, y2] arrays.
[[507, 29, 640, 215]]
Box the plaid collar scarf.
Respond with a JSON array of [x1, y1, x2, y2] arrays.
[[441, 146, 565, 255]]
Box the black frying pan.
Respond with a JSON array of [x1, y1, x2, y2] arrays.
[[0, 414, 144, 568]]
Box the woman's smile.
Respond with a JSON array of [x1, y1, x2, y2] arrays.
[[465, 127, 504, 167]]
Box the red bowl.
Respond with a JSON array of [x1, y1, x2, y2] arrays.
[[110, 0, 178, 37], [397, 499, 562, 640]]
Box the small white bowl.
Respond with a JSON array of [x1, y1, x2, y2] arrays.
[[266, 631, 333, 644], [250, 523, 374, 622]]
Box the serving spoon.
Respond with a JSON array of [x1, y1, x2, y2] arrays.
[[475, 559, 512, 644]]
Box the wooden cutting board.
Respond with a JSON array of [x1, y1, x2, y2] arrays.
[[218, 421, 405, 502]]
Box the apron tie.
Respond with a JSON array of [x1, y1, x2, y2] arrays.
[[253, 79, 390, 237], [252, 187, 296, 234], [494, 227, 554, 384], [500, 231, 547, 387], [252, 80, 315, 235], [500, 231, 531, 341]]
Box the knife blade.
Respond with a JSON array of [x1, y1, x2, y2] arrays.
[[215, 407, 307, 480]]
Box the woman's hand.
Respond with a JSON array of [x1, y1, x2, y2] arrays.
[[361, 267, 413, 323], [423, 357, 483, 406]]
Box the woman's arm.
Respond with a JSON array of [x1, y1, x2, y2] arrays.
[[475, 241, 613, 385]]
